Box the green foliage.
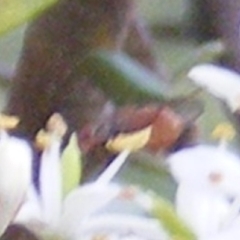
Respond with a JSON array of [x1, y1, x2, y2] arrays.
[[173, 40, 225, 79], [79, 50, 168, 105], [61, 133, 82, 197], [152, 196, 196, 240], [0, 0, 58, 36]]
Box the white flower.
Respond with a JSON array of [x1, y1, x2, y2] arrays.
[[188, 64, 240, 112], [0, 130, 32, 236], [176, 184, 230, 238], [167, 144, 240, 239], [15, 138, 166, 240], [78, 214, 166, 240], [201, 216, 240, 240], [14, 184, 42, 223], [15, 135, 121, 231], [168, 145, 240, 195]]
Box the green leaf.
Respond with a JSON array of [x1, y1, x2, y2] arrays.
[[0, 0, 58, 36], [151, 196, 196, 240], [173, 40, 225, 80], [79, 50, 168, 105], [61, 133, 82, 197]]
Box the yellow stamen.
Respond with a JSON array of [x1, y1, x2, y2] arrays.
[[106, 126, 152, 153], [35, 113, 68, 150], [35, 129, 52, 150], [211, 122, 235, 142], [46, 113, 67, 138], [0, 114, 19, 129]]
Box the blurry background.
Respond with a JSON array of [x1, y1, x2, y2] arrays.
[[0, 0, 239, 199]]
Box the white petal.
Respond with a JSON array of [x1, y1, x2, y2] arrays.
[[96, 150, 130, 185], [39, 141, 62, 226], [213, 152, 240, 196], [167, 145, 217, 186], [176, 184, 230, 238], [14, 185, 42, 223], [58, 183, 121, 237], [0, 133, 32, 236], [133, 191, 154, 212], [200, 216, 240, 240], [77, 214, 167, 240], [188, 64, 240, 111], [167, 145, 240, 195]]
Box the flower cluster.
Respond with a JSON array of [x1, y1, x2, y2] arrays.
[[165, 64, 240, 240], [167, 144, 240, 239], [0, 113, 171, 240], [2, 64, 240, 240]]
